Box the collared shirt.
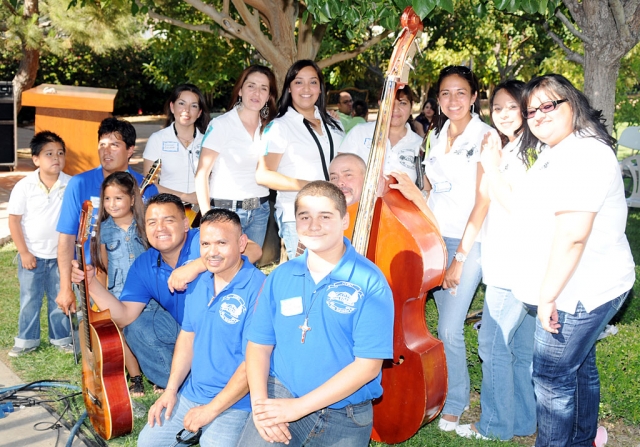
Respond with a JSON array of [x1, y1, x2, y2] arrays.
[[99, 216, 146, 298], [56, 166, 158, 264], [339, 121, 422, 181], [248, 238, 393, 409], [201, 108, 269, 200], [180, 256, 266, 409], [143, 123, 204, 194], [424, 114, 495, 240], [8, 169, 71, 259], [259, 106, 344, 222], [510, 132, 635, 313], [338, 112, 357, 133], [119, 229, 200, 324]]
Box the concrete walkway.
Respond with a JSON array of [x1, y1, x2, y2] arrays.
[[0, 117, 164, 446]]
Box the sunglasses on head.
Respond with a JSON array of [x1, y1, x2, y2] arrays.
[[441, 65, 472, 76], [524, 99, 568, 119]]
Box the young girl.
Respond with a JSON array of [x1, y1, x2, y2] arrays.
[[90, 171, 148, 396]]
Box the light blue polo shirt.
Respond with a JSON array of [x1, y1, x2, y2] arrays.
[[119, 229, 200, 325], [180, 256, 265, 410], [56, 166, 159, 264], [248, 238, 394, 409]]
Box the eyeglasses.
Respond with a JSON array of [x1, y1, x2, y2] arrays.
[[524, 99, 568, 119], [170, 428, 202, 447], [340, 99, 353, 104]]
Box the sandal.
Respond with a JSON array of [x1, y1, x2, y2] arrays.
[[129, 375, 145, 397], [153, 384, 165, 395]]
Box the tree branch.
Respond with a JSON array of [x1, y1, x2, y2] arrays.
[[543, 22, 584, 65], [2, 0, 17, 15], [561, 0, 587, 28], [608, 0, 632, 43], [181, 0, 248, 40], [317, 29, 392, 68], [555, 9, 591, 44], [145, 7, 216, 33]]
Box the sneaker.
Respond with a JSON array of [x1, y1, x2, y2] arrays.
[[56, 344, 75, 354], [593, 426, 608, 447], [8, 346, 37, 357], [456, 424, 490, 440]]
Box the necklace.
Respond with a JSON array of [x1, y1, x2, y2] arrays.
[[447, 127, 463, 147], [173, 123, 196, 149], [299, 273, 321, 344]]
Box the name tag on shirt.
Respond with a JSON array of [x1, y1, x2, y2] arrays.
[[281, 297, 303, 316], [162, 141, 179, 152]]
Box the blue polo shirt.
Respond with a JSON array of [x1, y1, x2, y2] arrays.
[[119, 229, 200, 324], [248, 237, 394, 409], [56, 166, 159, 263], [180, 256, 265, 411]]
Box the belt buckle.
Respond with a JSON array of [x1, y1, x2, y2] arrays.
[[242, 197, 259, 210]]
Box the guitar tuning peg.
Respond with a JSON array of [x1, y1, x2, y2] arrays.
[[91, 231, 96, 237], [405, 59, 415, 71], [414, 40, 423, 57]]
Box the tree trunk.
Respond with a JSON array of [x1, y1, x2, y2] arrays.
[[582, 48, 619, 135], [13, 0, 40, 113]]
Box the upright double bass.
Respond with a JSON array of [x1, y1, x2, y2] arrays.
[[350, 7, 448, 444]]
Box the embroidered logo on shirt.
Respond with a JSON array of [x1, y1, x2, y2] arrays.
[[326, 281, 363, 314], [219, 294, 247, 324], [398, 149, 415, 169], [453, 143, 476, 161]]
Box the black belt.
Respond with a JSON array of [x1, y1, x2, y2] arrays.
[[211, 196, 269, 211]]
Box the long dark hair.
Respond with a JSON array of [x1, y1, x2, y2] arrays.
[[520, 74, 616, 162], [490, 80, 525, 147], [432, 65, 482, 137], [164, 84, 210, 134], [276, 60, 342, 131], [90, 172, 148, 275], [228, 65, 278, 134]]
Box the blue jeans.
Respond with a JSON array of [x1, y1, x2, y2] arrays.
[[530, 291, 629, 447], [235, 201, 270, 248], [123, 299, 180, 388], [138, 394, 249, 447], [15, 255, 70, 348], [433, 237, 482, 417], [275, 213, 298, 260], [238, 377, 373, 447], [476, 286, 536, 439]]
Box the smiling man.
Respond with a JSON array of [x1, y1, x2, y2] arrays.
[[56, 117, 159, 315], [138, 208, 265, 447], [239, 181, 394, 447]]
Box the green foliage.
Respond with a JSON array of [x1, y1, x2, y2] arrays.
[[615, 45, 640, 129]]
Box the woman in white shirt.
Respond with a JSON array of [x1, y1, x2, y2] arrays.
[[455, 80, 536, 441], [423, 66, 496, 432], [496, 74, 634, 447], [194, 65, 277, 247], [255, 60, 344, 259], [143, 84, 209, 204]]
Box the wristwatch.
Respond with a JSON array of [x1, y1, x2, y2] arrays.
[[454, 252, 467, 263]]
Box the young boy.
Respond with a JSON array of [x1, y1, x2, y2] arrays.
[[8, 131, 73, 357], [239, 181, 394, 446]]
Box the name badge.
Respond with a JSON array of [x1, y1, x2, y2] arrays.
[[280, 297, 303, 316], [433, 181, 452, 193], [162, 141, 179, 152]]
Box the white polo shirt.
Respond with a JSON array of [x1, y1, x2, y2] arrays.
[[424, 114, 495, 240], [338, 121, 422, 182], [8, 169, 72, 259], [260, 106, 344, 222], [481, 135, 527, 288], [201, 108, 269, 200], [510, 132, 635, 313], [143, 123, 204, 194]]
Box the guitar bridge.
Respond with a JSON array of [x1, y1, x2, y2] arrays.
[[85, 389, 102, 408]]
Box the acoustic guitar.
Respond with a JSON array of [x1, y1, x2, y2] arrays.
[[76, 200, 133, 439], [141, 158, 161, 194]]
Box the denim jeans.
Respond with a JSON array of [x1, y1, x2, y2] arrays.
[[234, 201, 270, 248], [433, 237, 482, 417], [123, 299, 180, 388], [275, 212, 298, 260], [237, 377, 373, 447], [530, 291, 629, 447], [15, 255, 71, 348], [138, 394, 249, 447], [476, 285, 536, 439]]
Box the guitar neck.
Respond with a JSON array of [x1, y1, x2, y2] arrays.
[[75, 244, 92, 353]]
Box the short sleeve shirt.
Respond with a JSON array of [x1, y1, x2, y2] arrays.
[[424, 115, 495, 240], [8, 170, 72, 259], [201, 108, 269, 200], [510, 133, 635, 312], [142, 124, 204, 194], [119, 229, 201, 324], [259, 107, 344, 222], [180, 257, 266, 409], [339, 121, 422, 182], [247, 238, 394, 409]]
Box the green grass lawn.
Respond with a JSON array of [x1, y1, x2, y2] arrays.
[[1, 207, 639, 446]]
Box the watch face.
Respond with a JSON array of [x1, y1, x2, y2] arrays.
[[455, 253, 466, 262]]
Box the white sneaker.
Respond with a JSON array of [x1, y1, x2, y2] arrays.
[[438, 416, 459, 432], [456, 424, 490, 440]]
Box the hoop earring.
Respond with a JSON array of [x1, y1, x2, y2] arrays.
[[235, 97, 243, 109], [260, 104, 269, 120], [471, 104, 475, 114], [438, 105, 441, 115]]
